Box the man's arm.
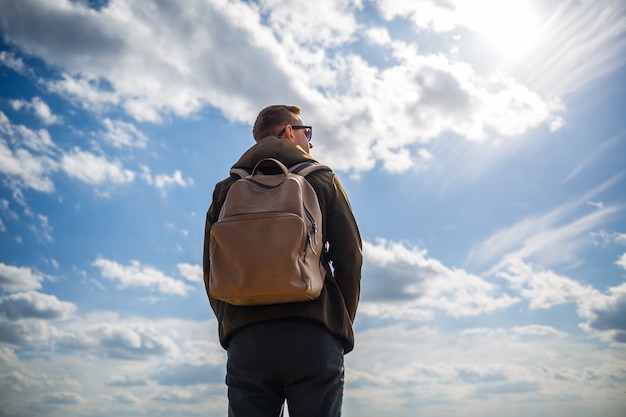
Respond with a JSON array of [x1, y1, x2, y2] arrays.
[[325, 175, 362, 322]]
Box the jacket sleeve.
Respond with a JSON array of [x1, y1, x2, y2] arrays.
[[203, 178, 234, 317], [322, 174, 362, 322]]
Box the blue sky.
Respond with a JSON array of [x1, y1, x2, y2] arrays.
[[1, 0, 625, 416]]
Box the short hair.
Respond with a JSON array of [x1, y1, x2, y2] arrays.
[[252, 105, 302, 142]]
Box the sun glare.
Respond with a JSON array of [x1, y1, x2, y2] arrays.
[[460, 0, 541, 61]]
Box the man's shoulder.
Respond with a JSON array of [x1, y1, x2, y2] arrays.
[[212, 174, 239, 198]]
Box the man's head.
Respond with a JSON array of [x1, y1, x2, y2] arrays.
[[252, 105, 313, 153]]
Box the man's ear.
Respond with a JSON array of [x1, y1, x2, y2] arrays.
[[283, 125, 296, 142]]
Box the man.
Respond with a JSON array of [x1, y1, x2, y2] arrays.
[[203, 104, 362, 417]]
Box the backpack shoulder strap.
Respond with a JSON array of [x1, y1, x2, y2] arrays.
[[230, 161, 331, 179], [289, 161, 332, 177]]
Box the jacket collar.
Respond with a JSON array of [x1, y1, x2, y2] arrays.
[[232, 136, 317, 170]]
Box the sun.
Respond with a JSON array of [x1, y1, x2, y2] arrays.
[[459, 0, 542, 61]]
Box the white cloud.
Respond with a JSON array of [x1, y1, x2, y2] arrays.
[[102, 118, 148, 148], [140, 165, 194, 195], [43, 391, 84, 405], [497, 258, 598, 310], [48, 73, 126, 116], [0, 112, 57, 192], [261, 0, 361, 48], [496, 257, 626, 344], [139, 165, 153, 185], [154, 170, 194, 190], [345, 322, 623, 417], [33, 313, 188, 363], [0, 199, 19, 221], [617, 253, 626, 270], [0, 106, 192, 209], [0, 263, 47, 292], [177, 263, 203, 284], [0, 50, 33, 76], [364, 26, 391, 45], [31, 213, 54, 243], [361, 239, 519, 319], [23, 0, 270, 123], [364, 237, 626, 344], [0, 291, 76, 321], [0, 0, 597, 175], [305, 44, 564, 172], [107, 375, 148, 387], [0, 370, 40, 391], [111, 392, 140, 404], [0, 138, 56, 192], [468, 177, 624, 270], [417, 148, 433, 160], [500, 205, 622, 268], [0, 313, 224, 415], [60, 147, 135, 185], [10, 97, 62, 125], [0, 111, 143, 195], [92, 257, 194, 296], [374, 0, 459, 32], [0, 316, 55, 346], [590, 229, 619, 246], [374, 0, 545, 60], [371, 144, 413, 172], [509, 324, 568, 339], [89, 322, 177, 359], [0, 292, 622, 417], [474, 74, 564, 137], [584, 282, 626, 343]]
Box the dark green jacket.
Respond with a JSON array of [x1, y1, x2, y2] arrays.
[[203, 136, 362, 353]]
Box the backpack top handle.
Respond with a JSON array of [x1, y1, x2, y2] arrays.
[[251, 158, 290, 176]]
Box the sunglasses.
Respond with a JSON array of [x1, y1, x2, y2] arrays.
[[277, 125, 313, 142]]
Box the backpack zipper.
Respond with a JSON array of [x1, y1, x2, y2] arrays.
[[304, 206, 318, 253]]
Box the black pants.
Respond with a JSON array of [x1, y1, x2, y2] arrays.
[[226, 320, 344, 417]]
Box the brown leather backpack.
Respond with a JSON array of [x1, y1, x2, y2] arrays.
[[209, 158, 330, 306]]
